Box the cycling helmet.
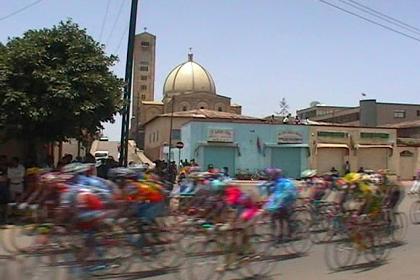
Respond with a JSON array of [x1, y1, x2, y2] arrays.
[[301, 169, 317, 179], [264, 168, 282, 179], [107, 167, 138, 180], [61, 163, 93, 174]]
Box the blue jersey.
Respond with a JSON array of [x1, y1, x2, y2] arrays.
[[264, 178, 297, 212]]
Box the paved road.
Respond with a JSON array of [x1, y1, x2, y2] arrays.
[[1, 181, 419, 280]]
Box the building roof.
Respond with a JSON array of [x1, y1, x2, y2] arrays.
[[159, 109, 259, 120], [141, 100, 164, 105], [163, 52, 216, 97], [385, 120, 420, 128]]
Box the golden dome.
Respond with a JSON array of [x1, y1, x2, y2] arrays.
[[163, 52, 216, 98]]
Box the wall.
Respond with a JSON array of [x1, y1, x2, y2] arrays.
[[144, 116, 192, 160], [376, 103, 420, 126], [309, 126, 397, 173], [181, 121, 309, 173]]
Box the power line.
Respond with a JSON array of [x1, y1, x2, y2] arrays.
[[113, 25, 129, 54], [105, 0, 128, 46], [319, 0, 420, 43], [347, 0, 420, 33], [0, 0, 44, 22], [99, 0, 112, 41], [337, 0, 420, 36]]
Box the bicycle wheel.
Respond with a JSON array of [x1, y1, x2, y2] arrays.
[[239, 233, 277, 279], [333, 239, 357, 269], [309, 209, 330, 244], [182, 239, 221, 280], [391, 212, 408, 242], [409, 200, 420, 224], [8, 224, 39, 252], [287, 211, 312, 254], [363, 231, 389, 263]]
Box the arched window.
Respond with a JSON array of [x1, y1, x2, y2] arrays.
[[182, 106, 187, 111], [218, 107, 223, 112], [200, 106, 205, 109]]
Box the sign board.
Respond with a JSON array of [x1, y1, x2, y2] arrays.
[[176, 141, 184, 149], [208, 128, 234, 143], [278, 132, 303, 144]]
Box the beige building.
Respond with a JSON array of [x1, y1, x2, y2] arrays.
[[308, 125, 398, 175], [297, 99, 420, 127]]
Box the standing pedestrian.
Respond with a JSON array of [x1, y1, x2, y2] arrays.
[[344, 161, 351, 175], [7, 157, 25, 202]]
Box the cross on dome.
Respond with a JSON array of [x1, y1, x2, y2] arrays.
[[188, 47, 193, 61]]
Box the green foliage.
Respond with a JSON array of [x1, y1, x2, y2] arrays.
[[0, 20, 123, 143]]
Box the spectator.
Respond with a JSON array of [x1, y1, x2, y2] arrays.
[[208, 164, 214, 173], [7, 157, 25, 202], [344, 161, 351, 174], [294, 115, 301, 125], [0, 168, 9, 226], [358, 167, 365, 174], [223, 167, 229, 177]]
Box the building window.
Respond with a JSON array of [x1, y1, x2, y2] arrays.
[[140, 66, 149, 71], [152, 132, 156, 142], [360, 132, 390, 139], [182, 106, 187, 111], [393, 110, 406, 118], [141, 75, 147, 81], [141, 94, 146, 100], [140, 85, 147, 91], [156, 131, 159, 141], [141, 41, 150, 47], [417, 110, 420, 117], [200, 106, 204, 109], [171, 129, 181, 140], [218, 107, 223, 112]]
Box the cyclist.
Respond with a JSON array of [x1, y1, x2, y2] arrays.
[[263, 168, 298, 240]]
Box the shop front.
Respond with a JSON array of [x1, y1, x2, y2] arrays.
[[192, 127, 238, 173], [356, 132, 395, 172], [266, 130, 309, 178], [311, 130, 351, 175]]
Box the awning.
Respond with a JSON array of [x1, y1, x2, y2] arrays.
[[316, 143, 349, 149], [356, 144, 393, 149]]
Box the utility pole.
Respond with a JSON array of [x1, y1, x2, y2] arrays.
[[119, 0, 139, 167]]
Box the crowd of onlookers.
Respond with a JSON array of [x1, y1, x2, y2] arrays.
[[0, 153, 118, 226]]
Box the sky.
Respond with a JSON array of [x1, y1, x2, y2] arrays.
[[1, 0, 420, 140]]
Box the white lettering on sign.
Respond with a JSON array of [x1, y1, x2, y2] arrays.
[[278, 132, 303, 144], [208, 128, 234, 142]]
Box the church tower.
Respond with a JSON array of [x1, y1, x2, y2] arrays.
[[131, 29, 156, 147]]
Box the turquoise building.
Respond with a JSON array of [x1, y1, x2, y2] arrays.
[[181, 120, 310, 178]]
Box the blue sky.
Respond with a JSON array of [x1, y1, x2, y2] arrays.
[[1, 0, 420, 140]]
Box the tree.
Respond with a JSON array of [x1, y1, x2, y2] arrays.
[[0, 20, 123, 160], [276, 97, 289, 117]]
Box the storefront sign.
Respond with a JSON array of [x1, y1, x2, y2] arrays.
[[278, 132, 303, 144], [208, 128, 234, 142]]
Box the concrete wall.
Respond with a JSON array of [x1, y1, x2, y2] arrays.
[[309, 126, 398, 173], [144, 116, 192, 160], [375, 103, 420, 126], [181, 122, 309, 173]]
